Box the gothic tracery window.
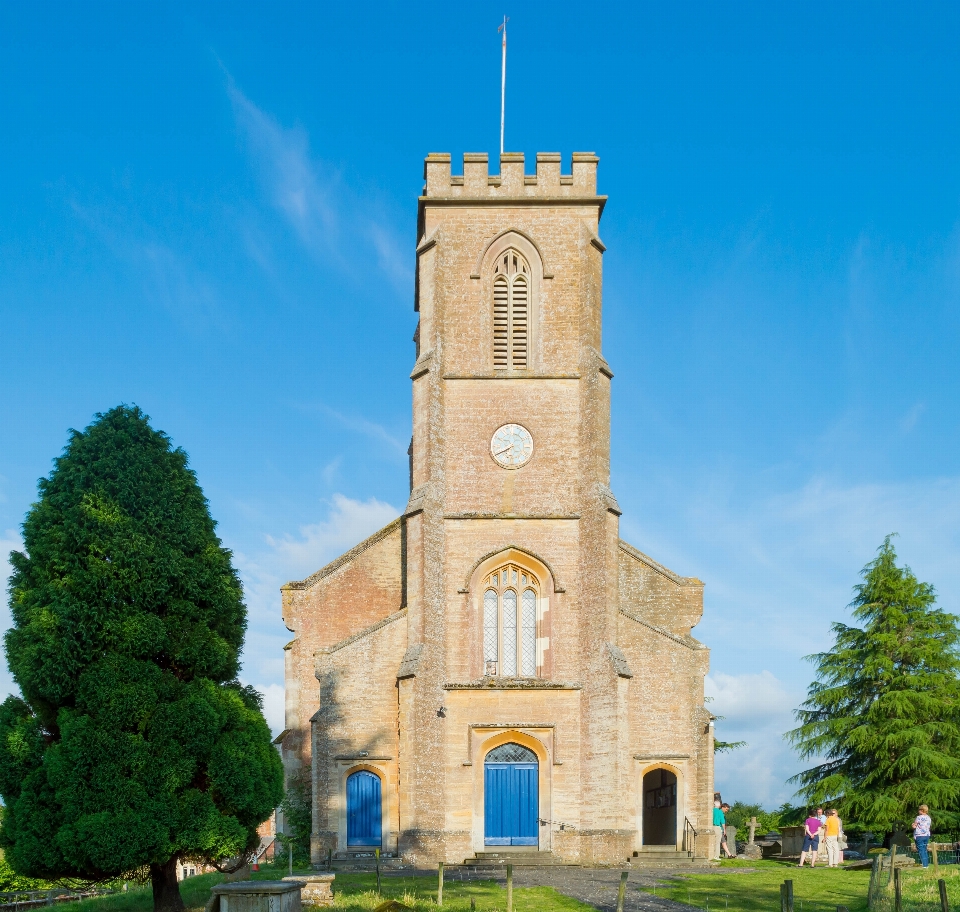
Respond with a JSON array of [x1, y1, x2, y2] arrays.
[[493, 250, 529, 370], [482, 563, 538, 677]]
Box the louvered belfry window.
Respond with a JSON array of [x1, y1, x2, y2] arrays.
[[493, 250, 529, 370], [482, 563, 538, 677]]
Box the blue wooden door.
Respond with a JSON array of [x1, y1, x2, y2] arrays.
[[484, 743, 539, 846], [346, 771, 382, 846]]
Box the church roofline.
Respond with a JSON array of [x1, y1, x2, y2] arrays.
[[315, 608, 407, 662], [618, 539, 703, 587], [618, 607, 707, 652], [282, 517, 402, 590]]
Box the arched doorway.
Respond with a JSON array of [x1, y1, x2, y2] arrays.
[[346, 770, 382, 847], [642, 768, 678, 846], [484, 742, 538, 846]]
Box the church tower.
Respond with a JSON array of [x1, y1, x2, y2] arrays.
[[280, 153, 715, 865]]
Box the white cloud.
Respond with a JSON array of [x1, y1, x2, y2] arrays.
[[232, 494, 400, 716], [265, 493, 399, 581], [708, 671, 804, 807]]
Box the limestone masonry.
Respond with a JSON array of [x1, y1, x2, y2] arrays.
[[279, 152, 715, 865]]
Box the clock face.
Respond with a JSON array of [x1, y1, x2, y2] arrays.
[[490, 423, 534, 469]]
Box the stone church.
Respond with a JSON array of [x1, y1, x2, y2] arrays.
[[279, 152, 716, 865]]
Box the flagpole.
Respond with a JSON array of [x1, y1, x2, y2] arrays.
[[499, 17, 508, 155]]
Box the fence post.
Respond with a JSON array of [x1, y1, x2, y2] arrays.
[[940, 879, 950, 912], [781, 883, 788, 912], [894, 867, 902, 912], [437, 861, 443, 907], [869, 855, 879, 909], [934, 845, 940, 875], [375, 848, 381, 894], [288, 841, 293, 876], [616, 871, 628, 912], [326, 848, 332, 871], [507, 863, 513, 912], [785, 879, 795, 912], [886, 844, 897, 890]]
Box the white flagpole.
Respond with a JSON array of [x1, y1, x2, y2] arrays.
[[499, 17, 508, 155]]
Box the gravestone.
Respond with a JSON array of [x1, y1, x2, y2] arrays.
[[209, 880, 303, 912], [282, 875, 334, 908]]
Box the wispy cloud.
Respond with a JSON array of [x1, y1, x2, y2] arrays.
[[304, 403, 408, 457], [225, 75, 340, 258], [68, 199, 225, 334], [222, 69, 412, 296]]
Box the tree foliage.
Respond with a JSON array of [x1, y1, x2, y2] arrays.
[[787, 536, 960, 834], [724, 802, 805, 842], [0, 406, 284, 912]]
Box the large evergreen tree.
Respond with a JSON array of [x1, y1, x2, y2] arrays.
[[788, 536, 960, 835], [0, 406, 284, 912]]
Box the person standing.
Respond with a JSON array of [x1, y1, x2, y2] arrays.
[[824, 809, 842, 867], [914, 805, 932, 868], [719, 803, 735, 858], [799, 810, 823, 867]]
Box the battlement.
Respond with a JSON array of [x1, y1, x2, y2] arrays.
[[422, 152, 600, 200]]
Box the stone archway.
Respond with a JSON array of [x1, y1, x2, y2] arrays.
[[641, 767, 678, 846]]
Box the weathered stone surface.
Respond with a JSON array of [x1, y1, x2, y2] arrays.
[[279, 153, 714, 865], [210, 881, 302, 912], [282, 876, 333, 907]]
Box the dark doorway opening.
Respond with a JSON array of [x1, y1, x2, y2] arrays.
[[642, 768, 677, 846]]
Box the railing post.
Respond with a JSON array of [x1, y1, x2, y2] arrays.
[[780, 883, 788, 912], [506, 863, 513, 912], [934, 845, 940, 875], [785, 879, 794, 912], [616, 871, 628, 912], [894, 866, 902, 912], [940, 879, 950, 912], [437, 861, 443, 907]]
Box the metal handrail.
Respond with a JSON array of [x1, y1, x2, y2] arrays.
[[682, 817, 698, 853]]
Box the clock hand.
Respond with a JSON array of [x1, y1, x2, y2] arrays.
[[493, 444, 516, 457]]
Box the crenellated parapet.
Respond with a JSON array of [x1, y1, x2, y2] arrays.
[[422, 152, 601, 200]]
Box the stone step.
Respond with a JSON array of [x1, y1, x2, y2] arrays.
[[464, 852, 567, 866]]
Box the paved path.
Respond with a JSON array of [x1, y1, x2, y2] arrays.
[[383, 864, 726, 912]]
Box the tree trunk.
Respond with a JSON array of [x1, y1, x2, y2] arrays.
[[151, 857, 186, 912]]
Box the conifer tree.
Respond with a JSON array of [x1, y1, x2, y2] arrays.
[[0, 406, 284, 912], [788, 536, 960, 835]]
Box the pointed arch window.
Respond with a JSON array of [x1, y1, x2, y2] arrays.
[[493, 250, 529, 370], [482, 562, 538, 677]]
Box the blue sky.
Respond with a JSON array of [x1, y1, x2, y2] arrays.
[[2, 1, 959, 807]]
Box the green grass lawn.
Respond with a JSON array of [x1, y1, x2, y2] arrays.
[[642, 859, 871, 912], [870, 859, 960, 912], [67, 864, 595, 912]]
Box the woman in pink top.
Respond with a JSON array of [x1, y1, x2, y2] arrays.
[[799, 811, 823, 867]]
